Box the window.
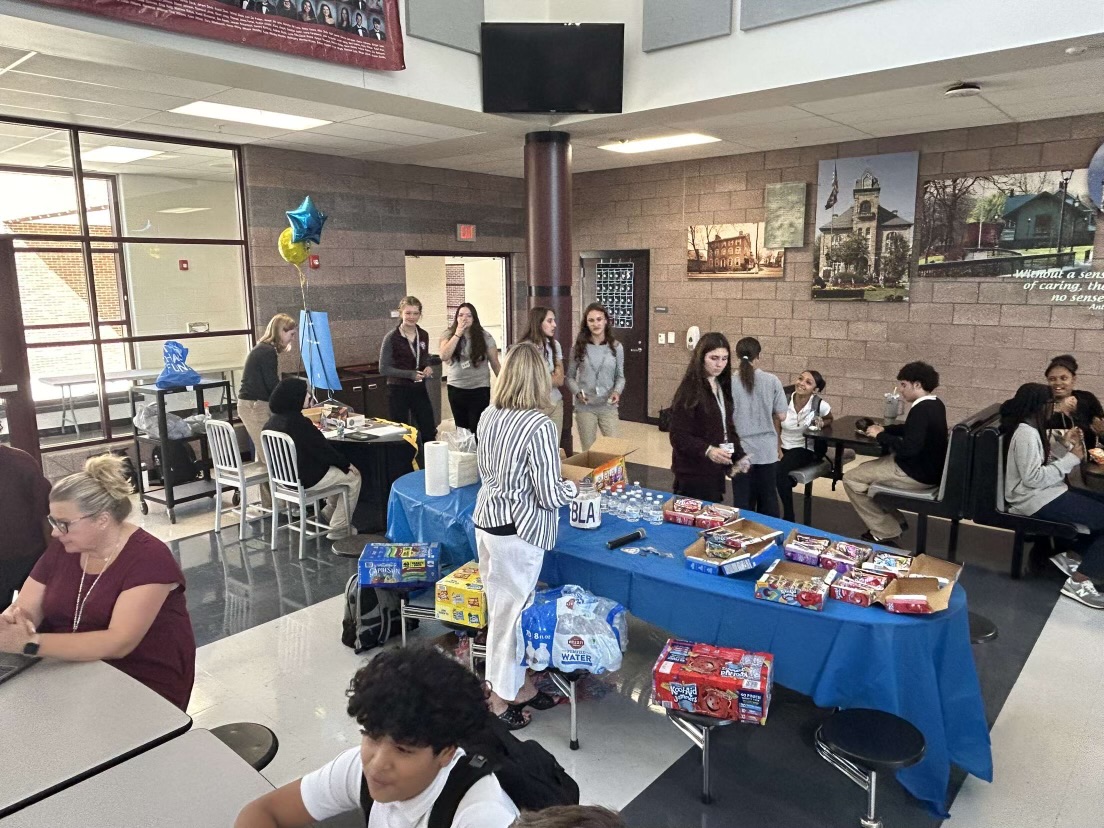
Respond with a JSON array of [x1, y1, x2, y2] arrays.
[[1, 123, 251, 450], [1033, 214, 1052, 237]]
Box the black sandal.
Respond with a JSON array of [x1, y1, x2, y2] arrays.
[[496, 704, 531, 731], [522, 691, 559, 711]]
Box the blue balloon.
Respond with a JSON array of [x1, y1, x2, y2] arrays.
[[286, 195, 327, 245]]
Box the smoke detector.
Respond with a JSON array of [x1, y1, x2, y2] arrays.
[[944, 82, 982, 98]]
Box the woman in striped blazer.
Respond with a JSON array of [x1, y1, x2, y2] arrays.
[[474, 342, 578, 729]]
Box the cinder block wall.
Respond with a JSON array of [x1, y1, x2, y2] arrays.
[[573, 115, 1104, 424]]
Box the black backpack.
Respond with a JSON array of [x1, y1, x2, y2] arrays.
[[359, 712, 579, 827], [150, 441, 201, 487], [341, 575, 405, 653]]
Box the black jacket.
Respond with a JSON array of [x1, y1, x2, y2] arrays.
[[264, 378, 350, 489], [238, 343, 280, 402], [1045, 389, 1103, 452], [876, 397, 948, 485], [669, 380, 745, 485], [379, 326, 430, 386]]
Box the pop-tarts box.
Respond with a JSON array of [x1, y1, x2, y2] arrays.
[[652, 639, 774, 724], [434, 561, 487, 629], [358, 543, 440, 588]]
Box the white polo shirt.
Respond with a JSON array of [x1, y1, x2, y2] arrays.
[[300, 747, 518, 828], [780, 393, 832, 450]]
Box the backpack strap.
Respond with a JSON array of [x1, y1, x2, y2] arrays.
[[428, 754, 494, 828]]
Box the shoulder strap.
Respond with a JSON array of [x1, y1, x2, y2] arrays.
[[428, 754, 494, 828]]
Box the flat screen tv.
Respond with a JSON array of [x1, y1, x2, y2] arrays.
[[480, 23, 625, 114]]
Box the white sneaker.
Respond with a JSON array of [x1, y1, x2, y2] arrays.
[[1050, 552, 1080, 578], [1061, 577, 1104, 609]]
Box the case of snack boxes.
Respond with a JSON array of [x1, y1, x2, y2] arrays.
[[754, 559, 837, 611], [874, 554, 963, 614], [830, 570, 893, 607], [819, 540, 873, 575], [359, 542, 441, 588], [783, 529, 831, 567], [653, 639, 773, 724], [560, 436, 636, 491], [694, 504, 740, 530], [683, 535, 776, 577], [663, 496, 705, 526], [434, 562, 487, 628]]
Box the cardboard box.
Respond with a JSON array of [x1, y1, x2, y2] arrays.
[[694, 505, 740, 530], [683, 535, 776, 577], [875, 554, 963, 614], [652, 639, 774, 724], [359, 543, 440, 588], [434, 562, 487, 628], [703, 518, 782, 552], [819, 540, 873, 575], [754, 559, 837, 611], [782, 528, 831, 567], [663, 497, 705, 526], [860, 550, 914, 579], [560, 436, 637, 491], [303, 406, 324, 424], [829, 571, 892, 607]]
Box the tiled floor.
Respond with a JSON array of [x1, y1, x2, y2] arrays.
[[137, 419, 1104, 827]]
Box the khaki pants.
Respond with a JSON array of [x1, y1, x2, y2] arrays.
[[237, 399, 272, 507], [843, 455, 932, 540], [575, 405, 620, 451], [547, 399, 564, 446], [309, 465, 362, 539]]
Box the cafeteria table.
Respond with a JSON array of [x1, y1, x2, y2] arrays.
[[386, 470, 993, 817], [1, 729, 272, 828], [0, 660, 192, 818]]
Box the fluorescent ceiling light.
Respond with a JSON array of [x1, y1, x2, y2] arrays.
[[157, 207, 211, 214], [82, 146, 164, 163], [598, 133, 721, 154], [171, 101, 331, 131]]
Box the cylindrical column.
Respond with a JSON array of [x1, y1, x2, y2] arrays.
[[524, 130, 574, 450]]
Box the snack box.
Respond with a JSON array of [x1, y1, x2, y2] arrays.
[[819, 540, 873, 575], [874, 554, 963, 614], [860, 550, 915, 579], [683, 534, 776, 577], [434, 562, 487, 628], [829, 570, 892, 607], [652, 639, 774, 724], [303, 406, 324, 424], [703, 518, 783, 552], [783, 529, 832, 567], [663, 497, 706, 527], [561, 436, 637, 491], [359, 542, 441, 588], [694, 505, 740, 530], [754, 559, 837, 611]]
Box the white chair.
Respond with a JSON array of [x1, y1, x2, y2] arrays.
[[205, 419, 270, 540], [261, 429, 350, 559]]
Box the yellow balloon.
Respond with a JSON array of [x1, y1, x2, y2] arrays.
[[278, 227, 309, 265]]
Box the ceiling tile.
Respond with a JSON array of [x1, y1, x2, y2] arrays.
[[0, 47, 33, 69], [200, 88, 376, 124], [9, 54, 231, 100], [133, 111, 288, 140], [0, 89, 155, 123], [344, 113, 481, 139], [3, 70, 193, 112]]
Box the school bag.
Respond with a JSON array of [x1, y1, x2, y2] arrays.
[[150, 441, 201, 487], [359, 711, 580, 826], [340, 575, 405, 653]]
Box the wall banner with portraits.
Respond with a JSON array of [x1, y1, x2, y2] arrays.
[[26, 0, 405, 71]]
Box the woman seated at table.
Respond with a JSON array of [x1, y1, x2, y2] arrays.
[[265, 377, 362, 540], [1044, 353, 1104, 452], [1000, 382, 1104, 610], [475, 342, 577, 730], [439, 302, 501, 437], [668, 332, 748, 504], [775, 369, 833, 523], [0, 455, 196, 710]]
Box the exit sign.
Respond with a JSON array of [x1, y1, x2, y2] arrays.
[[456, 223, 477, 241]]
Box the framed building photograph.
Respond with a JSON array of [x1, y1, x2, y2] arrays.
[[687, 222, 784, 279]]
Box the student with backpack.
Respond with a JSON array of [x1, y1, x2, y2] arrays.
[[234, 647, 524, 828], [776, 369, 833, 523]]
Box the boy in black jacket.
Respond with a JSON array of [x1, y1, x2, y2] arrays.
[[843, 362, 948, 544], [264, 377, 361, 539]]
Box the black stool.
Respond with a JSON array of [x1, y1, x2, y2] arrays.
[[211, 722, 279, 771], [968, 612, 998, 644], [665, 710, 734, 804], [815, 708, 925, 828]]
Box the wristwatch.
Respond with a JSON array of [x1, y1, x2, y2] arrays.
[[23, 636, 40, 656]]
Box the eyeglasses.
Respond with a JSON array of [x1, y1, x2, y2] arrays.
[[48, 513, 99, 534]]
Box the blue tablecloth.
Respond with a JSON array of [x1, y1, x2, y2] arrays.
[[386, 471, 993, 816]]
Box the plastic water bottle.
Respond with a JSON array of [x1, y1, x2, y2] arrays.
[[600, 487, 612, 514], [613, 492, 626, 519], [646, 496, 663, 525], [625, 494, 642, 523]]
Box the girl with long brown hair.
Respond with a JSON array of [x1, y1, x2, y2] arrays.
[[565, 303, 624, 450], [439, 302, 501, 435], [521, 307, 564, 443]]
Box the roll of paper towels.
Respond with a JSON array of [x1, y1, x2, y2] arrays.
[[424, 440, 451, 496]]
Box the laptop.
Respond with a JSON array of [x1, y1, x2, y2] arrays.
[[0, 651, 40, 686]]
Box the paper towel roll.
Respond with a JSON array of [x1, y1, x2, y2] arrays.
[[424, 440, 451, 496]]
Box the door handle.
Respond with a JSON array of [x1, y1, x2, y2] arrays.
[[0, 384, 17, 393], [629, 348, 644, 353]]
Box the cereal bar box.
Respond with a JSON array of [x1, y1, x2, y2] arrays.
[[652, 639, 773, 724]]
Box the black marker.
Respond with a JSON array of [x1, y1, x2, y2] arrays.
[[607, 528, 647, 549]]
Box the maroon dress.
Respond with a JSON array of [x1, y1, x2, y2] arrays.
[[30, 528, 196, 710]]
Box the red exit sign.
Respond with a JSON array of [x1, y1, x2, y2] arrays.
[[456, 223, 477, 241]]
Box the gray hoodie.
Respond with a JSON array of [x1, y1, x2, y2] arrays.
[[1004, 422, 1079, 515]]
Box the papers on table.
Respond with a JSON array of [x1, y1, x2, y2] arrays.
[[363, 425, 408, 437]]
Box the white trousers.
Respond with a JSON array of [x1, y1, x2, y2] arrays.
[[476, 529, 545, 702]]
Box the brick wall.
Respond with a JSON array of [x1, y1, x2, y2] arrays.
[[573, 115, 1104, 424], [242, 147, 527, 369]]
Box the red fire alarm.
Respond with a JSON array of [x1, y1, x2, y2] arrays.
[[309, 254, 320, 269], [456, 223, 477, 241], [178, 260, 189, 271]]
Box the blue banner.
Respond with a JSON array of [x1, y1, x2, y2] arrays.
[[299, 310, 341, 392]]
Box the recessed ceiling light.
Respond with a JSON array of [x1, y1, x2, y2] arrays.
[[82, 146, 163, 163], [598, 133, 721, 154], [944, 82, 982, 98], [171, 101, 331, 131], [157, 207, 211, 214]]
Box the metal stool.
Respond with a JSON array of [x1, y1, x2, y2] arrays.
[[968, 612, 998, 644], [211, 722, 279, 771], [397, 588, 438, 647], [790, 457, 832, 525], [547, 670, 587, 750], [666, 710, 734, 804], [815, 708, 926, 828]]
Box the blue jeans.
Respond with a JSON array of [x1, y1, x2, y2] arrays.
[[1033, 489, 1104, 583]]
